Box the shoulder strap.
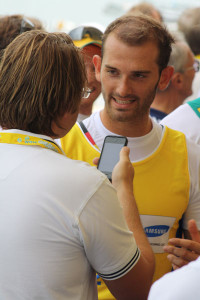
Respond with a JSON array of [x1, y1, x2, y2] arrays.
[[79, 121, 97, 147]]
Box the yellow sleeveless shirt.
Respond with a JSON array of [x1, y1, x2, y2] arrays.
[[61, 123, 190, 300]]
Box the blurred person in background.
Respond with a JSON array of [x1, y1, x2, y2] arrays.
[[69, 25, 102, 122], [125, 1, 163, 23], [0, 14, 43, 132], [160, 9, 200, 143], [178, 7, 200, 101], [150, 40, 197, 122], [0, 14, 44, 56]]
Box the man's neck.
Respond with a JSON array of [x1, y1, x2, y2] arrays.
[[152, 88, 184, 115], [100, 110, 153, 137]]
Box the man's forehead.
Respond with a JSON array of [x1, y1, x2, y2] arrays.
[[102, 45, 160, 76], [104, 33, 158, 52], [103, 34, 159, 63]]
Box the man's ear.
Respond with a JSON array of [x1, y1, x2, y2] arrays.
[[171, 72, 184, 90], [93, 55, 101, 82], [158, 66, 174, 91]]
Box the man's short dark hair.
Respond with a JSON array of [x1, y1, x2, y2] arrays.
[[102, 15, 174, 72]]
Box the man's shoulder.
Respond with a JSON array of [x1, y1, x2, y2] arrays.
[[164, 125, 200, 157], [161, 103, 189, 124], [41, 148, 106, 187], [62, 111, 100, 141], [61, 119, 100, 164], [185, 136, 200, 159], [161, 100, 199, 125], [61, 122, 83, 145], [161, 101, 200, 144]]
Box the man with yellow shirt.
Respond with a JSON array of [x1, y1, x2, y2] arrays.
[[61, 15, 200, 299]]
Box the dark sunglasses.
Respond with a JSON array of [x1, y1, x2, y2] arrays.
[[20, 18, 35, 34], [69, 26, 102, 41]]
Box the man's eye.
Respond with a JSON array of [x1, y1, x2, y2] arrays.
[[107, 69, 118, 75], [134, 73, 145, 78]]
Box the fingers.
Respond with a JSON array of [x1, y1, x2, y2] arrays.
[[166, 253, 189, 269], [188, 219, 200, 243], [166, 238, 200, 253], [163, 237, 200, 269], [172, 263, 179, 271], [164, 243, 199, 263]]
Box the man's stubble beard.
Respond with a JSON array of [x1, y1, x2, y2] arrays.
[[102, 81, 159, 123]]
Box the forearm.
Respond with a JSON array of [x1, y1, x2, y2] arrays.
[[117, 184, 155, 274], [109, 147, 155, 296]]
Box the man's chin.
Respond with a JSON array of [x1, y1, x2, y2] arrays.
[[108, 110, 136, 122]]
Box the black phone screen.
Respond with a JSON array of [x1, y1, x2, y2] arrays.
[[97, 136, 128, 180]]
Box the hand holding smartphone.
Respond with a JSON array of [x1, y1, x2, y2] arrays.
[[97, 135, 128, 181]]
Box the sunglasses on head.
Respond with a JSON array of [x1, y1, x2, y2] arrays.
[[20, 18, 35, 34], [69, 26, 102, 41]]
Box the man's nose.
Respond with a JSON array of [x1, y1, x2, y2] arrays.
[[116, 77, 132, 97]]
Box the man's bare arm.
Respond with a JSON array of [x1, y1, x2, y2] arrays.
[[103, 147, 155, 300]]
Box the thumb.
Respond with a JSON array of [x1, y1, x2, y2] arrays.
[[119, 146, 130, 162], [188, 219, 200, 243], [93, 157, 99, 166]]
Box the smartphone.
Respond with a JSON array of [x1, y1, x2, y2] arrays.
[[97, 135, 128, 181]]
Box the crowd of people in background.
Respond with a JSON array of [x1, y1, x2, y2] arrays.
[[0, 2, 200, 299]]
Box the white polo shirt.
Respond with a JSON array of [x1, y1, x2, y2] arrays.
[[161, 99, 200, 145], [0, 129, 139, 300], [148, 257, 200, 300]]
